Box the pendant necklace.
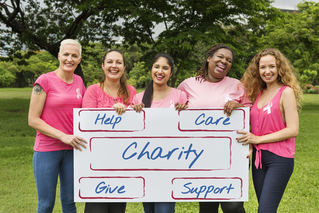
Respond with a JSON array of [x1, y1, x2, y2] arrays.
[[104, 84, 119, 103]]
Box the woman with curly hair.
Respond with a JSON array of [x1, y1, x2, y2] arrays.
[[238, 48, 302, 213]]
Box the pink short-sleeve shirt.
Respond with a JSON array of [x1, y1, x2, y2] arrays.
[[33, 71, 86, 152]]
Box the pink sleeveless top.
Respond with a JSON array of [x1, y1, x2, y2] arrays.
[[250, 86, 295, 169]]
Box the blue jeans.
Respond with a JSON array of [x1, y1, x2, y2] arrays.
[[33, 150, 76, 213], [143, 202, 175, 213], [252, 148, 294, 213]]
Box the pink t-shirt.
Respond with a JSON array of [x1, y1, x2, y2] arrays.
[[82, 84, 137, 108], [177, 77, 252, 108], [250, 86, 295, 169], [33, 71, 86, 152], [132, 88, 188, 108]]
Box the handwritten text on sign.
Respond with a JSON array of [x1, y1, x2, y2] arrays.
[[74, 108, 249, 202]]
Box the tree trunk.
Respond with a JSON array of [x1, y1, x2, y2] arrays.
[[169, 65, 181, 88], [74, 64, 86, 86]]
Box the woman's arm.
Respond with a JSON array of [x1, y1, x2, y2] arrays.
[[28, 84, 87, 151], [132, 92, 144, 113], [82, 85, 98, 108], [223, 101, 244, 117], [237, 87, 299, 145]]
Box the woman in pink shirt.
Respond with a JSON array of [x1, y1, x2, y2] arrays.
[[28, 39, 87, 213], [238, 48, 302, 213], [178, 44, 251, 213], [82, 49, 137, 213], [132, 53, 188, 213]]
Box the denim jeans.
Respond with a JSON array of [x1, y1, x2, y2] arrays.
[[252, 148, 294, 213], [143, 202, 175, 213], [33, 150, 76, 213], [199, 202, 245, 213]]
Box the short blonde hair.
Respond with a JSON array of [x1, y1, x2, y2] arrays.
[[59, 39, 82, 57]]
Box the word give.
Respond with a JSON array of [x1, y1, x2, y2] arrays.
[[95, 182, 126, 194]]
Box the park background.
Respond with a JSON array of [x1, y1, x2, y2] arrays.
[[1, 0, 319, 212]]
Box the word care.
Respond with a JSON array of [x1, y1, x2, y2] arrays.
[[74, 108, 249, 202]]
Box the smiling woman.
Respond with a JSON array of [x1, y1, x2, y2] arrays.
[[206, 48, 233, 83], [82, 49, 136, 116], [58, 44, 82, 77], [177, 43, 252, 213], [82, 49, 137, 213], [131, 53, 188, 213], [27, 39, 87, 213], [239, 48, 302, 213]]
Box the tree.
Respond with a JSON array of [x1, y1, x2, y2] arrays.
[[1, 0, 277, 87], [260, 1, 319, 85], [0, 0, 124, 83], [128, 61, 150, 89], [117, 0, 277, 86], [0, 51, 59, 87], [0, 62, 16, 87]]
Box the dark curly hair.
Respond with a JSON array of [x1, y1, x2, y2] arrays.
[[196, 44, 235, 82]]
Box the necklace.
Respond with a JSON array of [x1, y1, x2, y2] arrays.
[[104, 84, 119, 101]]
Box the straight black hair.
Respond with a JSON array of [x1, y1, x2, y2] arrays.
[[142, 53, 174, 108]]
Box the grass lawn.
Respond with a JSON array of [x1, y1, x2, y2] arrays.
[[0, 88, 318, 212]]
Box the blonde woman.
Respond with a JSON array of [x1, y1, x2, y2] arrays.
[[28, 39, 87, 212]]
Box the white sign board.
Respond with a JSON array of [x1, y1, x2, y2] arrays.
[[74, 108, 249, 202]]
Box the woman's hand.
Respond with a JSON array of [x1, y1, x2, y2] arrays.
[[112, 101, 126, 115], [237, 131, 256, 159], [175, 103, 188, 111], [60, 134, 87, 151], [237, 130, 261, 145], [132, 103, 145, 113], [224, 101, 243, 117]]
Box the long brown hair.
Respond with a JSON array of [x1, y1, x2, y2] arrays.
[[100, 49, 131, 105], [241, 48, 302, 111]]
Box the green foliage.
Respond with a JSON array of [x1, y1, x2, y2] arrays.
[[0, 51, 59, 87], [82, 64, 103, 86], [304, 88, 318, 94], [259, 1, 319, 84], [0, 63, 16, 87], [300, 70, 318, 88], [128, 61, 150, 88], [117, 0, 277, 86], [24, 52, 59, 77], [1, 0, 277, 86]]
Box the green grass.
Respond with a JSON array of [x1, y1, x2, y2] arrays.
[[0, 87, 32, 99], [0, 89, 318, 212]]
